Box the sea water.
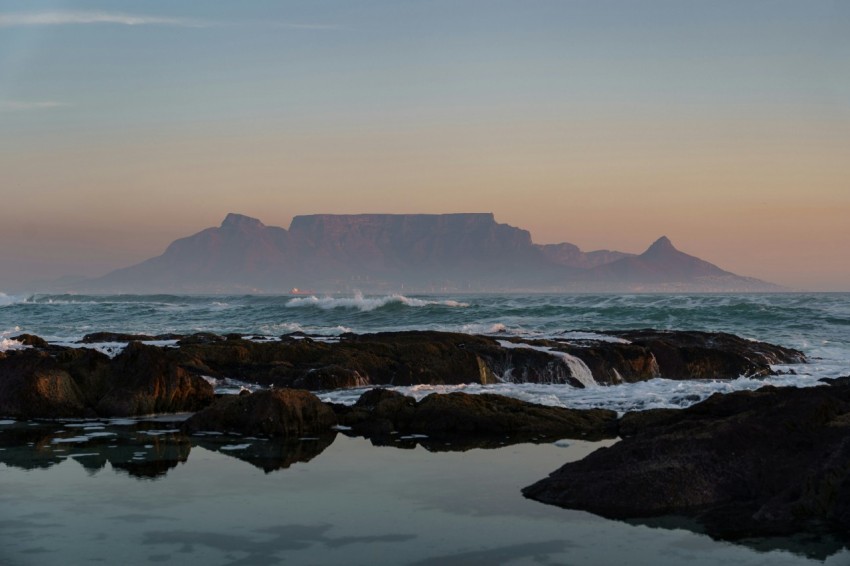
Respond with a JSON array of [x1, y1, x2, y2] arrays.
[[1, 292, 849, 564]]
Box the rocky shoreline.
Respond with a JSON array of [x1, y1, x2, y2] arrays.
[[0, 329, 804, 419], [4, 329, 848, 544]]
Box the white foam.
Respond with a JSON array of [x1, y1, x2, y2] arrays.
[[0, 327, 28, 352], [285, 292, 468, 312], [460, 322, 512, 335], [319, 369, 824, 415], [558, 331, 631, 344], [0, 419, 16, 425], [497, 340, 597, 387], [46, 339, 181, 359]]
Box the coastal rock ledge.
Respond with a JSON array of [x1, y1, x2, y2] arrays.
[[0, 329, 805, 418], [522, 381, 850, 541]]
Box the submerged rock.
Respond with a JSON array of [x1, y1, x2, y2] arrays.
[[182, 389, 337, 437], [523, 383, 850, 541]]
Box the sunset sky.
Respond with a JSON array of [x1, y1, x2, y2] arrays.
[[1, 0, 848, 291]]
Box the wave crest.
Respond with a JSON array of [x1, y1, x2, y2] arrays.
[[285, 293, 468, 312], [0, 292, 27, 307]]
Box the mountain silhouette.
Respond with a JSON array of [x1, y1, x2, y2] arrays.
[[77, 214, 780, 293]]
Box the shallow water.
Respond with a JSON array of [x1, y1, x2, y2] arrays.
[[0, 420, 847, 566]]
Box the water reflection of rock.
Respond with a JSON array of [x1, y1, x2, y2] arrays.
[[0, 422, 191, 479], [355, 432, 580, 453], [191, 433, 337, 473]]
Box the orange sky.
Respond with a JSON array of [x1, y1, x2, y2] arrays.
[[1, 1, 848, 291]]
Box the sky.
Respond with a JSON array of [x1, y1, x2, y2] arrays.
[[0, 0, 848, 291]]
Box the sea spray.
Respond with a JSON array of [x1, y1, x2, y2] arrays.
[[285, 292, 468, 312]]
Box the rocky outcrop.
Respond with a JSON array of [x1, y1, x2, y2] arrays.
[[0, 342, 213, 418], [333, 389, 617, 440], [0, 330, 807, 418], [96, 342, 215, 416], [0, 350, 90, 418], [178, 331, 504, 389], [174, 330, 805, 390], [410, 392, 617, 439], [604, 330, 806, 379], [523, 382, 850, 540], [182, 389, 337, 437]]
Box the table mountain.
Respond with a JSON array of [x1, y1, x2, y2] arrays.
[[77, 214, 780, 293]]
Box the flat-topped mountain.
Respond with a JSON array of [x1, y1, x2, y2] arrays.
[[80, 213, 780, 293]]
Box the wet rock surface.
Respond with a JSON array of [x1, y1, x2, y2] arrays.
[[333, 389, 618, 441], [0, 330, 806, 418], [605, 330, 806, 380], [523, 381, 850, 542], [182, 389, 338, 438]]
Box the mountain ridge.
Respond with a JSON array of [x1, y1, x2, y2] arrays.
[[74, 213, 781, 293]]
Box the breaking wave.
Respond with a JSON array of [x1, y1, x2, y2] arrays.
[[285, 293, 468, 312], [0, 293, 26, 307]]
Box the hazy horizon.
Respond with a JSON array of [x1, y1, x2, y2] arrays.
[[1, 1, 848, 291]]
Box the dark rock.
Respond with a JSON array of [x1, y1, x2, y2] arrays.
[[0, 329, 811, 419], [410, 392, 617, 439], [11, 334, 49, 348], [177, 331, 502, 389], [820, 375, 850, 387], [336, 388, 417, 435], [80, 332, 157, 343], [606, 330, 806, 379], [177, 332, 225, 345], [96, 342, 214, 416], [523, 383, 850, 541], [182, 389, 337, 437], [335, 389, 617, 440], [0, 349, 90, 418]]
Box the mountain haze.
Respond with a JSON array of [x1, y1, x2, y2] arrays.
[[79, 213, 780, 293]]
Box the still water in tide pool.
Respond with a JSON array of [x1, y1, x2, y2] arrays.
[[1, 418, 848, 566]]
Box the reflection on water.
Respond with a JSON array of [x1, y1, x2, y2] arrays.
[[0, 419, 848, 566]]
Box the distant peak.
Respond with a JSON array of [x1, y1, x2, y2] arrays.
[[221, 213, 265, 230], [643, 236, 677, 255]]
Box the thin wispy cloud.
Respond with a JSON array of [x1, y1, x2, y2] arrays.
[[0, 11, 208, 28], [0, 99, 69, 111], [0, 11, 338, 30]]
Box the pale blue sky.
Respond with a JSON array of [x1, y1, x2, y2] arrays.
[[1, 1, 848, 290]]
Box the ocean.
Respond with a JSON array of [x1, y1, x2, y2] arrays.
[[1, 292, 849, 565]]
